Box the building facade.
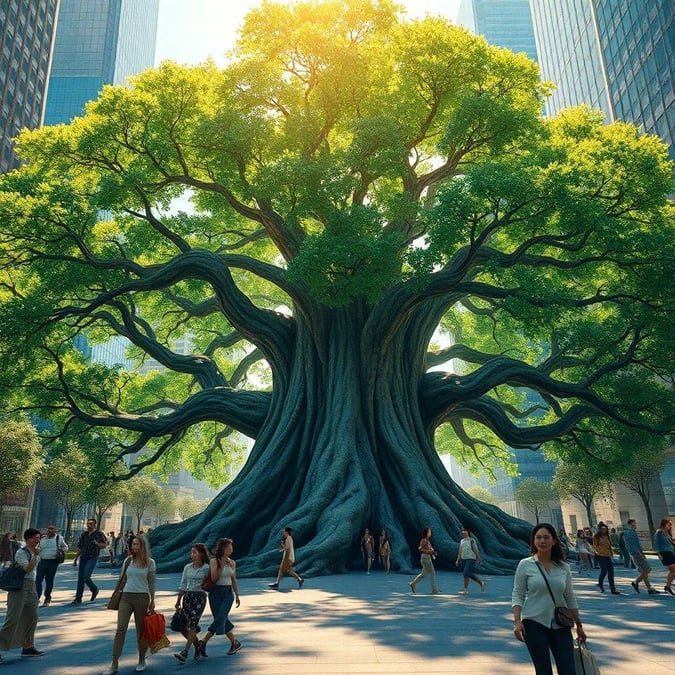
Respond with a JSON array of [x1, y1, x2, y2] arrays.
[[44, 0, 159, 125], [0, 0, 59, 173], [457, 0, 538, 62], [530, 0, 674, 158]]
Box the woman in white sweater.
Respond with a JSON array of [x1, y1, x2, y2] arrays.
[[512, 523, 586, 675]]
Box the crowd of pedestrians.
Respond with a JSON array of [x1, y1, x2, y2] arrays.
[[1, 515, 673, 672]]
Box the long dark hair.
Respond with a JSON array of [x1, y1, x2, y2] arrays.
[[214, 538, 233, 562], [192, 542, 210, 566], [421, 527, 431, 539], [529, 523, 565, 564]]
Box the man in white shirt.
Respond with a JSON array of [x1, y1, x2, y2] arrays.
[[36, 525, 68, 607], [269, 527, 304, 590]]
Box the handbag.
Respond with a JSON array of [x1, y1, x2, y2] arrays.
[[169, 609, 188, 633], [574, 638, 601, 674], [55, 535, 66, 564], [201, 559, 223, 592], [0, 562, 26, 591], [107, 557, 131, 610], [535, 561, 575, 628], [169, 607, 200, 633]]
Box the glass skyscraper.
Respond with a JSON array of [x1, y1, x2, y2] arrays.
[[44, 0, 160, 126], [457, 0, 539, 62], [0, 0, 60, 173], [530, 0, 674, 159]]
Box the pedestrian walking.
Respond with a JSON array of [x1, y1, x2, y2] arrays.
[[71, 517, 108, 604], [268, 527, 304, 590], [653, 518, 675, 595], [455, 526, 485, 594], [361, 528, 375, 574], [409, 527, 441, 594], [624, 518, 660, 595], [0, 528, 45, 665], [36, 524, 68, 607], [101, 535, 156, 675], [174, 543, 210, 664], [618, 528, 635, 568], [379, 529, 391, 574], [592, 523, 620, 594], [574, 529, 592, 576], [197, 538, 242, 659], [512, 523, 586, 675]]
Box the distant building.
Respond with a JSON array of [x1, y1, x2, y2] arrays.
[[530, 0, 674, 159], [44, 0, 159, 125], [0, 0, 60, 173], [457, 0, 538, 62]]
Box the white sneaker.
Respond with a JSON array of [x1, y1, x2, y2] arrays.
[[458, 589, 468, 594], [135, 663, 146, 672]]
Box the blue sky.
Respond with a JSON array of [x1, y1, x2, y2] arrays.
[[155, 0, 462, 66]]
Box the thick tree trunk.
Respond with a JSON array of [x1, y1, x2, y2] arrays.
[[150, 307, 530, 575]]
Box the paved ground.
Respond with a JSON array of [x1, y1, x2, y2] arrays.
[[1, 559, 673, 674]]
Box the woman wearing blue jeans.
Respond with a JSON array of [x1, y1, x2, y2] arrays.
[[197, 538, 242, 658], [512, 523, 587, 675], [455, 527, 485, 594]]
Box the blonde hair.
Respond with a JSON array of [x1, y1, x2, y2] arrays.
[[131, 535, 152, 568]]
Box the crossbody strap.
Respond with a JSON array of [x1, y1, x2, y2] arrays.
[[535, 560, 560, 607], [117, 557, 132, 588]]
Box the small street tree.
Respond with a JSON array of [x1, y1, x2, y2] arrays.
[[41, 444, 91, 542], [178, 495, 211, 521], [615, 450, 666, 539], [465, 486, 499, 506], [125, 476, 163, 533], [89, 480, 127, 531], [0, 418, 44, 517], [151, 489, 177, 527], [552, 462, 614, 528], [515, 477, 553, 524]]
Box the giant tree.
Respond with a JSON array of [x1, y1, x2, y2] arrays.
[[0, 1, 672, 574]]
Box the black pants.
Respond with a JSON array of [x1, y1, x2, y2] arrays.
[[36, 558, 59, 602], [522, 619, 575, 675], [597, 555, 615, 591]]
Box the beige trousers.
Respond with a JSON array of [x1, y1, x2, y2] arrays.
[[111, 592, 150, 665], [0, 578, 38, 651], [411, 554, 439, 592]]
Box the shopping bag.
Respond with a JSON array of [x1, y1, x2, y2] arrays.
[[143, 611, 166, 644], [148, 633, 170, 654], [574, 639, 601, 675]]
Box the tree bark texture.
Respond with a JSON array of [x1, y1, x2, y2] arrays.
[[150, 304, 530, 575]]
